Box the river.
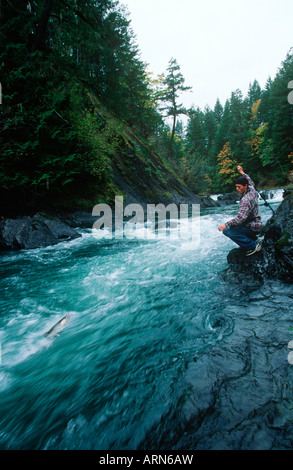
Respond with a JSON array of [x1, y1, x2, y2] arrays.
[[1, 190, 293, 450]]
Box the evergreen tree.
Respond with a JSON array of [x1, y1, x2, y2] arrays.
[[182, 50, 293, 191], [204, 105, 217, 154], [214, 98, 223, 126], [227, 89, 249, 162], [247, 80, 262, 110], [183, 107, 213, 194], [185, 107, 207, 158], [259, 77, 273, 125], [0, 0, 162, 211], [159, 58, 192, 156], [266, 51, 293, 182], [213, 100, 231, 158]]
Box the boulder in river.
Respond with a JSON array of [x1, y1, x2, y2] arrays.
[[0, 213, 81, 251], [217, 193, 241, 205]]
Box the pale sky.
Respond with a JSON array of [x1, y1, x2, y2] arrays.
[[121, 0, 293, 112]]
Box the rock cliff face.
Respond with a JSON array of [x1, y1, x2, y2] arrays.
[[224, 191, 293, 283]]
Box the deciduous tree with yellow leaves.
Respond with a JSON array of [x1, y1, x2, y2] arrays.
[[217, 142, 240, 187]]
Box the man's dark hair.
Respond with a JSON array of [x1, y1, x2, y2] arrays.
[[235, 176, 248, 186]]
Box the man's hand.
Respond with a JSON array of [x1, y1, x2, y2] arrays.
[[237, 165, 244, 175], [218, 224, 227, 232]]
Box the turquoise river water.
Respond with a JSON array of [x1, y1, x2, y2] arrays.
[[1, 191, 293, 450]]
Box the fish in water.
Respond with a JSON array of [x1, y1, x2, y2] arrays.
[[44, 314, 72, 338], [288, 341, 293, 364], [288, 350, 293, 365]]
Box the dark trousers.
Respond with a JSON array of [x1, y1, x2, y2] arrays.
[[223, 226, 258, 251]]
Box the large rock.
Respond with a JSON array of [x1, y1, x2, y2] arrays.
[[200, 196, 221, 208], [223, 192, 293, 283], [33, 213, 81, 241], [217, 192, 241, 205], [0, 213, 81, 251]]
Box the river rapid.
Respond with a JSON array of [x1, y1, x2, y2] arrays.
[[1, 191, 293, 450]]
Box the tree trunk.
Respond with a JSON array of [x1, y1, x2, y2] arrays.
[[31, 0, 53, 52], [169, 113, 177, 157]]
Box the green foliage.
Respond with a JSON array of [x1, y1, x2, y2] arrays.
[[0, 0, 163, 212], [275, 231, 292, 250], [181, 52, 293, 193], [1, 0, 293, 214], [265, 52, 293, 181], [217, 142, 240, 189], [158, 58, 192, 156]]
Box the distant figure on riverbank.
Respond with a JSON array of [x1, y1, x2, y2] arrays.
[[218, 166, 262, 256]]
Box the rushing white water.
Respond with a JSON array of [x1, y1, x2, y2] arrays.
[[0, 191, 292, 450], [210, 188, 285, 203]]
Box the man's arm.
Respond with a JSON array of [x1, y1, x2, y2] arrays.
[[238, 165, 255, 189], [218, 198, 254, 231]]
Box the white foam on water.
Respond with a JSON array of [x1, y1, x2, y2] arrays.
[[258, 188, 284, 203]]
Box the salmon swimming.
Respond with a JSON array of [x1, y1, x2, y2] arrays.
[[44, 314, 72, 338]]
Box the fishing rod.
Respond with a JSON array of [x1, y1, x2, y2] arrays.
[[257, 190, 276, 215]]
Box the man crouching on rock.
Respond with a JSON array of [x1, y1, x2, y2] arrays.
[[218, 166, 262, 256]]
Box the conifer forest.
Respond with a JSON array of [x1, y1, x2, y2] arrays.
[[1, 0, 293, 214]]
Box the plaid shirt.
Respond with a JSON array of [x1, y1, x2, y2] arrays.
[[226, 174, 262, 232]]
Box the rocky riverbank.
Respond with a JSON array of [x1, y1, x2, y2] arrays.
[[0, 193, 221, 251], [0, 190, 290, 256]]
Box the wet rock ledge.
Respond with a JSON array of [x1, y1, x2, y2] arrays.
[[0, 213, 81, 251], [224, 190, 293, 283]]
